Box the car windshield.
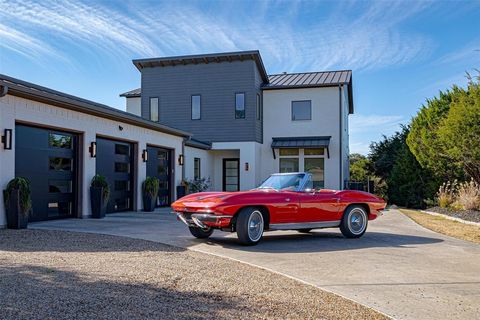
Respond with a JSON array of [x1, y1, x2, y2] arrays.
[[257, 173, 305, 191]]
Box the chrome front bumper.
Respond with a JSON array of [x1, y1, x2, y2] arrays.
[[174, 212, 231, 229]]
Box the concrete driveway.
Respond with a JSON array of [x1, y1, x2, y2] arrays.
[[32, 209, 480, 320]]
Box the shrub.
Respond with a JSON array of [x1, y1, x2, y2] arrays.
[[143, 176, 159, 198], [3, 177, 32, 214], [184, 177, 211, 194], [456, 179, 480, 210], [437, 180, 457, 208], [90, 174, 110, 203]]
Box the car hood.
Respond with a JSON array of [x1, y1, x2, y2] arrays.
[[172, 190, 263, 211]]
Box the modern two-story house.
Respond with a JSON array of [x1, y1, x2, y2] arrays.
[[121, 50, 353, 192], [0, 50, 352, 227]]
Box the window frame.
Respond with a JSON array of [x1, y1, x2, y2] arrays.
[[194, 157, 201, 180], [235, 92, 246, 119], [277, 148, 326, 187], [149, 97, 159, 122], [256, 93, 261, 121], [191, 94, 201, 120], [291, 100, 312, 121]]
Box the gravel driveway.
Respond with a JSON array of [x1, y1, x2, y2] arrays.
[[0, 229, 385, 320]]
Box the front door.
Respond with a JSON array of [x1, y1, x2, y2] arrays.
[[223, 158, 240, 191], [96, 138, 134, 213], [146, 146, 171, 206], [15, 124, 78, 222]]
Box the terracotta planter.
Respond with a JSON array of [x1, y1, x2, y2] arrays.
[[90, 187, 106, 219]]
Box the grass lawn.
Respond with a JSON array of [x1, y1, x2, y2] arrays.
[[400, 209, 480, 244], [0, 229, 386, 320]]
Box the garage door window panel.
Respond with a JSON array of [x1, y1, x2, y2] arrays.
[[49, 133, 72, 149], [49, 157, 73, 171]]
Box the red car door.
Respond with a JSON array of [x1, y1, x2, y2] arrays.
[[296, 190, 341, 222], [267, 190, 301, 224]]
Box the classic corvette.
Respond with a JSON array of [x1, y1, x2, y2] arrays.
[[171, 172, 386, 245]]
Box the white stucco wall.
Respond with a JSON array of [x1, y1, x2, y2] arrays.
[[184, 146, 214, 189], [126, 97, 141, 116], [262, 86, 345, 189], [0, 94, 184, 227]]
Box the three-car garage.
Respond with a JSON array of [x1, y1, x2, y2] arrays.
[[1, 74, 189, 226]]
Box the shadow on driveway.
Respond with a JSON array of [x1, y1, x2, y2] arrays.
[[193, 231, 444, 253]]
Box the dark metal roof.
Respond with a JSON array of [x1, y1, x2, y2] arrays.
[[0, 74, 191, 138], [119, 88, 141, 98], [263, 70, 354, 114], [132, 50, 269, 82], [264, 70, 351, 89], [271, 136, 331, 148], [185, 137, 212, 150]]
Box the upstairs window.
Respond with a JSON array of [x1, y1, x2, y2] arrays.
[[191, 95, 201, 120], [256, 93, 261, 120], [194, 157, 201, 180], [292, 100, 311, 121], [150, 97, 159, 122], [235, 93, 245, 119]]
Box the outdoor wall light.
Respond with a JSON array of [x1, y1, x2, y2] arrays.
[[89, 141, 97, 158], [178, 154, 184, 166], [245, 162, 249, 171], [1, 129, 12, 150], [142, 149, 148, 162]]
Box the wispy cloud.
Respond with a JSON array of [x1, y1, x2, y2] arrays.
[[0, 0, 434, 72], [349, 113, 405, 155]]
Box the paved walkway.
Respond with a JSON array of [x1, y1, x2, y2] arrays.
[[32, 209, 480, 320]]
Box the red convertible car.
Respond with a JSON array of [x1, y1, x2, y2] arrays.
[[172, 172, 386, 245]]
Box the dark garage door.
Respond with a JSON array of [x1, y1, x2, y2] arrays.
[[15, 124, 78, 222], [96, 137, 134, 213], [146, 146, 172, 207]]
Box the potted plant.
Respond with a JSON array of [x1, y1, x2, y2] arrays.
[[176, 179, 188, 199], [90, 174, 110, 219], [3, 177, 31, 229], [143, 176, 159, 212]]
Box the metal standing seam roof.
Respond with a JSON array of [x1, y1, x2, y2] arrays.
[[264, 70, 351, 89], [0, 74, 191, 138], [119, 88, 141, 98], [132, 50, 269, 83], [271, 136, 331, 148]]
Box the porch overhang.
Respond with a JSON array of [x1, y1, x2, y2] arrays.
[[271, 136, 331, 159]]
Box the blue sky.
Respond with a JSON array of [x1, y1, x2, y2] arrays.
[[0, 0, 479, 154]]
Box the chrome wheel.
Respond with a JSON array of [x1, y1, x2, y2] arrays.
[[347, 208, 367, 235], [247, 210, 264, 242]]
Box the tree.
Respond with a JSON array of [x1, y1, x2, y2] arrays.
[[349, 153, 371, 181], [438, 77, 480, 184]]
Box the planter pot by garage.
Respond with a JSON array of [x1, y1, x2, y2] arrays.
[[3, 189, 28, 229], [143, 194, 156, 212], [176, 186, 186, 199], [90, 187, 106, 219]]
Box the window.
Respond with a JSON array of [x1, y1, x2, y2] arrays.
[[150, 97, 159, 122], [194, 157, 201, 180], [49, 157, 73, 171], [49, 133, 72, 149], [278, 148, 325, 188], [292, 100, 311, 120], [115, 144, 130, 155], [191, 95, 201, 120], [256, 93, 261, 120], [235, 93, 245, 119]]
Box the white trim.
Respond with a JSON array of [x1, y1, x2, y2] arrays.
[[269, 220, 341, 230]]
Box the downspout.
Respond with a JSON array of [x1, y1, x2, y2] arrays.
[[0, 85, 8, 97], [339, 85, 343, 189], [182, 137, 187, 181]]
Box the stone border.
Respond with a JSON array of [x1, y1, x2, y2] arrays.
[[420, 210, 480, 227]]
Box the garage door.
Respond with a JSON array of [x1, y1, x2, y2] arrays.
[[146, 146, 172, 207], [15, 124, 78, 222], [96, 137, 134, 213]]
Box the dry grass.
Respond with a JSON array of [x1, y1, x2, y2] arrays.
[[400, 209, 480, 244]]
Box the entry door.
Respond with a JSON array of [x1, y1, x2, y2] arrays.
[[15, 124, 77, 222], [223, 158, 240, 192], [146, 146, 171, 206], [96, 138, 133, 213]]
